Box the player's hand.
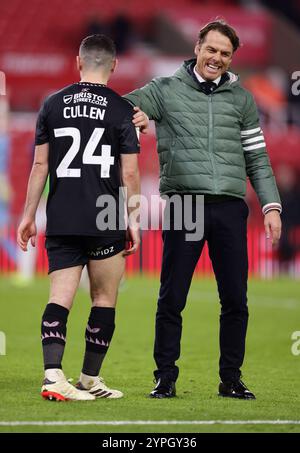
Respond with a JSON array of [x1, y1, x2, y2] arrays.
[[132, 106, 149, 134], [17, 217, 37, 251], [123, 226, 140, 256], [264, 210, 282, 246]]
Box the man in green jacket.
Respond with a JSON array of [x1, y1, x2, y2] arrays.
[[128, 20, 282, 399]]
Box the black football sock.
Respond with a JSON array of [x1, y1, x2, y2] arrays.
[[81, 307, 115, 377], [41, 303, 69, 370]]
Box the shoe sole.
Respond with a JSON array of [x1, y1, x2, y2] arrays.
[[149, 393, 176, 399], [41, 391, 69, 402], [218, 393, 256, 400]]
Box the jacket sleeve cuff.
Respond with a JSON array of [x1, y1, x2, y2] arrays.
[[262, 202, 282, 215]]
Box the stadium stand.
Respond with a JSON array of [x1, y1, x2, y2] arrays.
[[1, 0, 300, 276]]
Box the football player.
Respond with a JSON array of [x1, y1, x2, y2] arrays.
[[17, 34, 143, 401]]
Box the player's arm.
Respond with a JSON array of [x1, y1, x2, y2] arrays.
[[17, 143, 49, 251], [241, 92, 282, 245], [120, 153, 140, 256]]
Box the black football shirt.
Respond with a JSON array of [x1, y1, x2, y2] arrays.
[[35, 82, 140, 236]]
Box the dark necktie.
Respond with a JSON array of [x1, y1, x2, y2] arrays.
[[200, 81, 217, 95]]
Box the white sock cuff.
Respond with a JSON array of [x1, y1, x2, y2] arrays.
[[45, 368, 65, 382], [80, 372, 98, 388]]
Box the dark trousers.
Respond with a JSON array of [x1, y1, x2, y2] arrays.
[[154, 198, 249, 383]]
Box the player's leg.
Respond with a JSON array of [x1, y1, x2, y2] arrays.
[[42, 265, 82, 369], [41, 236, 94, 401], [77, 245, 125, 398]]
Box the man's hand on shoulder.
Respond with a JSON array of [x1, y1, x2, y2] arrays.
[[132, 106, 149, 134], [264, 210, 282, 246]]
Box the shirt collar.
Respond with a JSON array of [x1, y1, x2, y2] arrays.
[[193, 66, 221, 86]]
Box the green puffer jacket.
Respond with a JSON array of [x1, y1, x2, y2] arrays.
[[125, 59, 281, 211]]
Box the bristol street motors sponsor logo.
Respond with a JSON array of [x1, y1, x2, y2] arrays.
[[63, 90, 108, 107], [74, 90, 108, 106], [63, 94, 73, 104]]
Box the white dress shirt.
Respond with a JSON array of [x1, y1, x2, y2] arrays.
[[193, 66, 221, 86]]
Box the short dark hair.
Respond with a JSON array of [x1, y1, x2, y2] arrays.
[[79, 34, 116, 69], [198, 20, 240, 52]]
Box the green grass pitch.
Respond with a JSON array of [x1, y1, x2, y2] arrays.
[[0, 275, 299, 433]]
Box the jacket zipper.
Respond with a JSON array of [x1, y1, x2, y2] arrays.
[[208, 95, 218, 193], [166, 138, 176, 176]]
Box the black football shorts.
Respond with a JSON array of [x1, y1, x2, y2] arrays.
[[45, 235, 126, 274]]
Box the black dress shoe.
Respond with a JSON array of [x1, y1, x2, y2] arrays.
[[149, 378, 176, 398], [218, 380, 256, 400]]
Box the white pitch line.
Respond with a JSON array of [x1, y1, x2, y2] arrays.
[[0, 420, 300, 426]]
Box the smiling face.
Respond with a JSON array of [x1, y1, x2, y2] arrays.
[[194, 30, 233, 81]]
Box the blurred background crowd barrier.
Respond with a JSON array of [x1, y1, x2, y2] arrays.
[[0, 0, 299, 280]]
